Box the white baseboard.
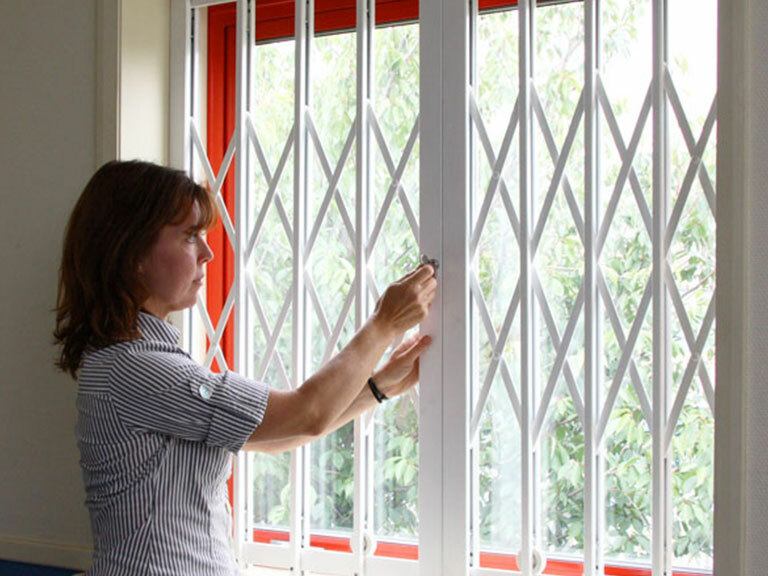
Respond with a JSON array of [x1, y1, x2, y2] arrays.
[[0, 533, 91, 571]]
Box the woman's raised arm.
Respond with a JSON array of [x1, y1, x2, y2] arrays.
[[245, 264, 437, 448]]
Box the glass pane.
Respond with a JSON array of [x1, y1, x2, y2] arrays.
[[478, 379, 522, 552], [667, 0, 716, 569], [472, 7, 522, 565], [247, 37, 296, 537], [604, 385, 652, 560], [371, 20, 421, 543], [599, 0, 654, 563], [533, 1, 585, 556], [249, 452, 292, 532], [667, 0, 717, 136], [308, 26, 357, 537]]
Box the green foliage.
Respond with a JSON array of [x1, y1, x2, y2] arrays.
[[311, 423, 356, 529], [374, 398, 420, 536]]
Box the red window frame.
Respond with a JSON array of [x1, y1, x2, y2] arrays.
[[255, 0, 419, 42], [206, 4, 237, 375], [206, 3, 706, 575], [207, 3, 238, 505], [254, 0, 567, 43]]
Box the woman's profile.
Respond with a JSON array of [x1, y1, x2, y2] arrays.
[[54, 160, 436, 575]]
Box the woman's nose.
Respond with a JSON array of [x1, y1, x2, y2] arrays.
[[199, 238, 214, 263]]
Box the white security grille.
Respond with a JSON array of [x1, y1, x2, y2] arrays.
[[171, 0, 716, 574], [462, 1, 716, 574]]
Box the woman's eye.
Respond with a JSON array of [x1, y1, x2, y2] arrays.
[[186, 233, 198, 243]]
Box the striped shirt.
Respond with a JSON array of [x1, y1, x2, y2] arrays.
[[76, 311, 270, 576]]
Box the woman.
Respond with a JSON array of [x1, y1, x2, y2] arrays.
[[54, 160, 436, 575]]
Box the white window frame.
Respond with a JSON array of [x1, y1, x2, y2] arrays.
[[168, 1, 718, 575]]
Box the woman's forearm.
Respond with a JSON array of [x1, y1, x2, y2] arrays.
[[245, 317, 393, 446], [316, 384, 380, 436], [245, 385, 378, 453], [299, 316, 393, 434]]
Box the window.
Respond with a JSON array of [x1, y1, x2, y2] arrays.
[[173, 0, 716, 574]]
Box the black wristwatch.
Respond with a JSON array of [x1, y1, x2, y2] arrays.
[[367, 376, 388, 403]]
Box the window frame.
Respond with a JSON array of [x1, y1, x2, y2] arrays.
[[169, 1, 717, 575]]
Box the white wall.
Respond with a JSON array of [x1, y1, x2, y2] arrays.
[[0, 0, 170, 570], [0, 1, 97, 568], [120, 0, 171, 163]]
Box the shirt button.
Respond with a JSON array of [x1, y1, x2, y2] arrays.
[[199, 383, 213, 400]]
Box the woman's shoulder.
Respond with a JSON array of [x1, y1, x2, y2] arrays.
[[78, 341, 132, 391], [80, 338, 192, 388], [106, 338, 206, 393]]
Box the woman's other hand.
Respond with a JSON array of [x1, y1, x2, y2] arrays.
[[373, 333, 432, 398], [372, 264, 437, 337]]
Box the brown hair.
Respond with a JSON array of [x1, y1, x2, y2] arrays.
[[54, 160, 217, 378]]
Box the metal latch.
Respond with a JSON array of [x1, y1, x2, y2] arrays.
[[420, 254, 439, 276]]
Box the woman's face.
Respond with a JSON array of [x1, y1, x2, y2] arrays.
[[139, 202, 214, 318]]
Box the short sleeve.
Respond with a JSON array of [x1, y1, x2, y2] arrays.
[[108, 346, 270, 452]]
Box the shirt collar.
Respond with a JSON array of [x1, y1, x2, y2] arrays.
[[137, 311, 181, 345]]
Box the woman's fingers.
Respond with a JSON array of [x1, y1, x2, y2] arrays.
[[403, 334, 431, 361], [395, 263, 435, 288], [401, 362, 420, 389], [421, 278, 438, 302], [375, 262, 439, 334], [392, 333, 421, 356], [409, 264, 436, 286], [373, 334, 430, 398], [421, 276, 438, 293], [395, 264, 426, 284]]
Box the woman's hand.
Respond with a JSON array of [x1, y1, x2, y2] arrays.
[[372, 333, 432, 399], [372, 264, 437, 337]]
